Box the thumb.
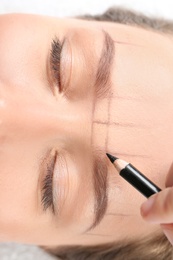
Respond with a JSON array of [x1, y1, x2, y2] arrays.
[[140, 187, 173, 224]]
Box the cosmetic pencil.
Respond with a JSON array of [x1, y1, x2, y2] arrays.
[[106, 153, 162, 198]]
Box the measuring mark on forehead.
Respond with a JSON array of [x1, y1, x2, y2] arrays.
[[113, 40, 143, 47], [93, 120, 148, 128], [105, 94, 112, 151], [92, 95, 112, 151], [91, 33, 142, 149]]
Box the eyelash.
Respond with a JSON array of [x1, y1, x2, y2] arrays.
[[50, 36, 63, 92], [41, 151, 57, 214], [41, 37, 64, 214]]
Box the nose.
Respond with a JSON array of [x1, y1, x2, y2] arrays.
[[0, 87, 92, 148]]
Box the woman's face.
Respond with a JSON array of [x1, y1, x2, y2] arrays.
[[0, 13, 173, 246]]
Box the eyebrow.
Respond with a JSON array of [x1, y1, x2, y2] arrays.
[[94, 30, 115, 99], [86, 153, 109, 232], [85, 31, 115, 232]]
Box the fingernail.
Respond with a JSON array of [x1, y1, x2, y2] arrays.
[[141, 195, 156, 216]]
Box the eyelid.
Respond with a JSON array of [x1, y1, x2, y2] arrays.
[[59, 37, 72, 95], [53, 153, 69, 215], [50, 35, 72, 98]]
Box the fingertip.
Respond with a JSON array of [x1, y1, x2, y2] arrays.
[[140, 196, 156, 217]]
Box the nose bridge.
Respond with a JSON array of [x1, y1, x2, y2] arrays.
[[0, 91, 56, 142], [0, 89, 92, 144]]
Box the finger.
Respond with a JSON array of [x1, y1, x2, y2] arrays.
[[140, 187, 173, 224]]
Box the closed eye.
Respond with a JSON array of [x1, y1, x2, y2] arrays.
[[41, 151, 57, 214], [50, 36, 65, 92]]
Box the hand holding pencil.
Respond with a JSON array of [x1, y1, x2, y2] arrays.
[[106, 153, 173, 246], [141, 162, 173, 246]]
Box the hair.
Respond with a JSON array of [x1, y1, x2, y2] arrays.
[[41, 7, 173, 260], [42, 232, 172, 260]]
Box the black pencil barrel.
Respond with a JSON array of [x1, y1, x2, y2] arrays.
[[120, 163, 161, 198]]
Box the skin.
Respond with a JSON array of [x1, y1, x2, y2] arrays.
[[0, 12, 173, 247]]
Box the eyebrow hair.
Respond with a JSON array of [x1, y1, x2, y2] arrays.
[[85, 31, 115, 232], [94, 30, 115, 99], [86, 153, 109, 232]]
